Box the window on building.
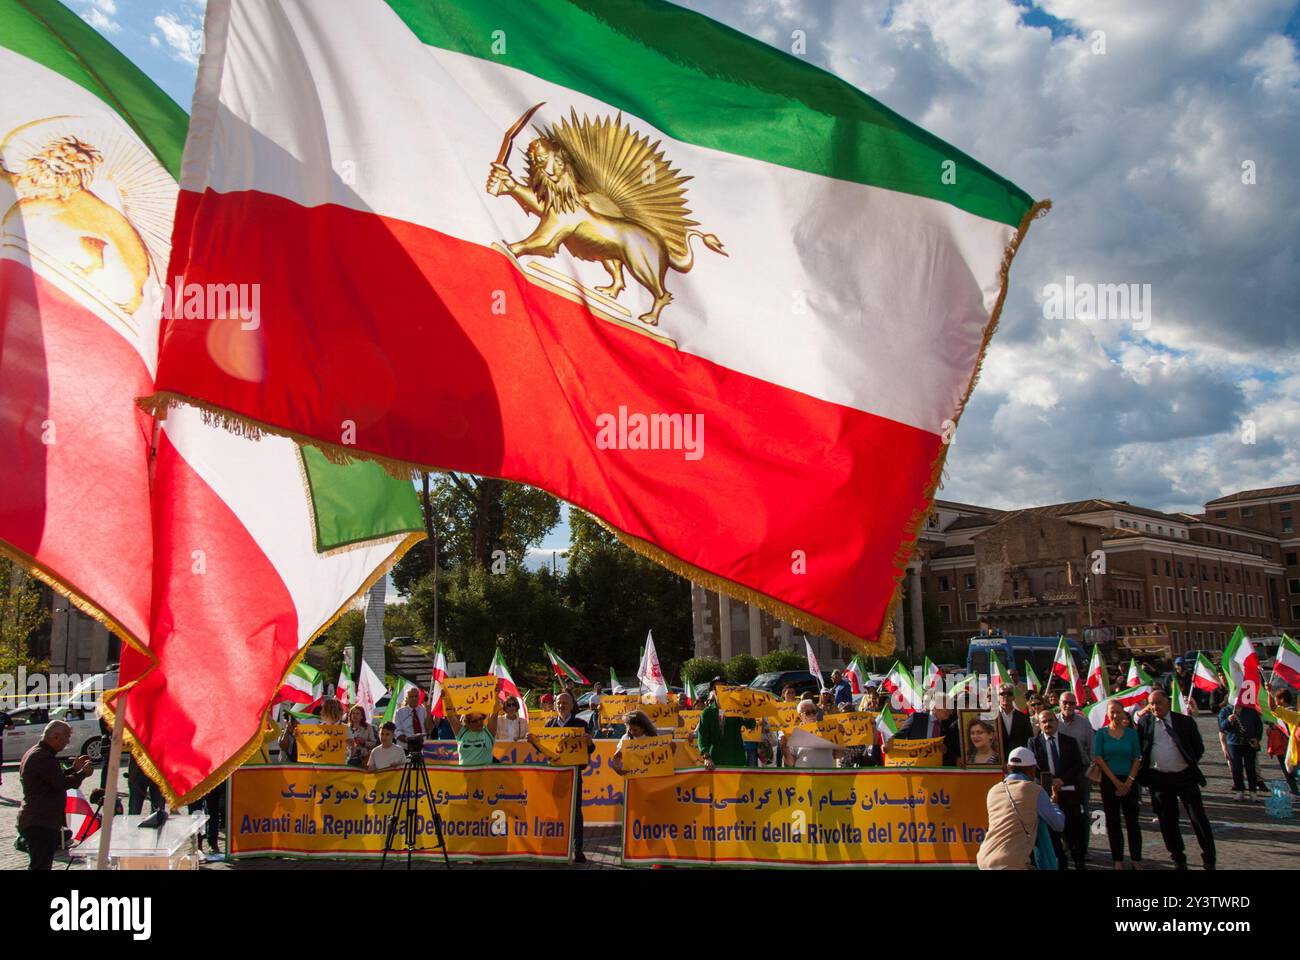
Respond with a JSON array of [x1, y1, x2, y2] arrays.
[[1177, 562, 1185, 577], [1172, 630, 1180, 646], [1293, 605, 1300, 623], [1201, 566, 1208, 580], [1285, 519, 1294, 534], [1243, 507, 1254, 517], [1288, 552, 1299, 566], [1194, 590, 1202, 613], [1180, 588, 1188, 611], [1213, 568, 1219, 581], [965, 602, 976, 622], [1238, 594, 1245, 615], [964, 573, 975, 590], [1154, 588, 1162, 611], [1248, 595, 1256, 617], [1168, 587, 1176, 611], [1165, 560, 1171, 576], [1216, 592, 1223, 614], [1290, 579, 1300, 595], [939, 604, 951, 624], [938, 575, 950, 592], [1215, 510, 1227, 519], [1151, 559, 1158, 574], [1145, 523, 1152, 531], [1282, 503, 1293, 513], [1196, 631, 1204, 643]]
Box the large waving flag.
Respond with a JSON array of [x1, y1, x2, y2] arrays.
[[428, 640, 449, 718], [844, 657, 866, 696], [356, 658, 387, 723], [0, 0, 426, 806], [0, 0, 185, 654], [638, 631, 669, 703], [1125, 658, 1154, 689], [144, 0, 1045, 655], [119, 411, 424, 803]]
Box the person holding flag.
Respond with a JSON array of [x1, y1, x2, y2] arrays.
[[1218, 697, 1264, 801]]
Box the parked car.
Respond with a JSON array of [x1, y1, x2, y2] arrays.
[[749, 670, 826, 699], [3, 703, 106, 763]]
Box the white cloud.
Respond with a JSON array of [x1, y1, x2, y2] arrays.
[[152, 12, 202, 65], [679, 0, 1299, 512], [75, 0, 120, 33]]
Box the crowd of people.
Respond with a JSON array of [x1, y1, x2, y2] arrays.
[[11, 656, 1298, 871]]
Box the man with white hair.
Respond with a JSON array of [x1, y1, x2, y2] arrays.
[[18, 720, 93, 870]]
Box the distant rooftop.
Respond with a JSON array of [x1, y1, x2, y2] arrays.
[[1204, 484, 1300, 506]]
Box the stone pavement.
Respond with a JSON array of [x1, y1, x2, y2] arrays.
[[2, 715, 1296, 870]]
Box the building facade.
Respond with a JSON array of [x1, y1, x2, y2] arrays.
[[688, 485, 1298, 664]]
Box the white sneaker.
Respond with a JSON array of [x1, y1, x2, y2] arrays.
[[1233, 791, 1246, 802]]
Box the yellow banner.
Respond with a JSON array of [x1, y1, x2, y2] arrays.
[[637, 701, 680, 729], [441, 676, 499, 717], [529, 727, 590, 766], [295, 724, 346, 764], [527, 712, 558, 734], [619, 735, 676, 779], [423, 740, 623, 824], [715, 686, 778, 719], [599, 695, 643, 725], [672, 737, 704, 769], [227, 764, 576, 862], [676, 711, 703, 738], [796, 718, 844, 746], [835, 712, 878, 747], [884, 737, 946, 767], [768, 703, 800, 733], [623, 768, 1001, 866]]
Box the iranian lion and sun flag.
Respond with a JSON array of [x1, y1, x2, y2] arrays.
[[2, 0, 1047, 802]]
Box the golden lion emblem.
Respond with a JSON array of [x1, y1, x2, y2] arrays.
[[1, 127, 151, 314], [486, 105, 726, 326]]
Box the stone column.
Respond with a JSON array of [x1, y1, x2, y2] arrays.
[[779, 620, 793, 651], [909, 562, 926, 657], [748, 603, 764, 656], [690, 583, 707, 657], [893, 598, 906, 653], [718, 591, 734, 662], [361, 577, 387, 679]]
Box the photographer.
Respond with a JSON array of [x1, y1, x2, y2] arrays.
[[1218, 697, 1263, 801], [18, 720, 93, 870]]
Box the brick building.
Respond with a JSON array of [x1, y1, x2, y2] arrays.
[[689, 485, 1297, 665]]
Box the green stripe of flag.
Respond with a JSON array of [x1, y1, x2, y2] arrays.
[[299, 447, 424, 551], [0, 0, 188, 178], [384, 0, 1036, 227]]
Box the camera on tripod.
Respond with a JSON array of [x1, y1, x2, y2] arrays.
[[404, 735, 424, 757]]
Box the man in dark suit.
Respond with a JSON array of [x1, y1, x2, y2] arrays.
[[1030, 708, 1087, 869], [1138, 688, 1215, 870], [897, 706, 961, 766], [996, 687, 1032, 752]]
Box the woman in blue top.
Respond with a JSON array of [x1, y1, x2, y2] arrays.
[[1094, 700, 1144, 870]]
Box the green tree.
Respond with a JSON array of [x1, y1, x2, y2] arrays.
[[564, 509, 692, 683], [391, 475, 560, 594], [757, 649, 805, 674], [383, 602, 422, 641], [313, 608, 363, 681], [725, 653, 760, 686], [0, 561, 50, 674], [682, 657, 724, 689]]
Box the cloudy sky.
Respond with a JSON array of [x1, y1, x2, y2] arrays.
[[72, 0, 1299, 520]]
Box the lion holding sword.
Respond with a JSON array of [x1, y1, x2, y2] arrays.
[[486, 104, 726, 327]]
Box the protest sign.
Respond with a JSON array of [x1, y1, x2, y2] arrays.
[[442, 676, 499, 717], [227, 764, 576, 861], [295, 723, 346, 764], [637, 701, 680, 729], [884, 737, 946, 767], [622, 768, 1000, 866], [796, 718, 844, 746], [619, 735, 676, 779], [835, 712, 878, 747], [715, 686, 778, 719], [599, 695, 642, 725], [530, 727, 590, 766]]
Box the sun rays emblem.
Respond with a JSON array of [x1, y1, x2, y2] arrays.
[[486, 104, 726, 338], [1, 114, 176, 337]]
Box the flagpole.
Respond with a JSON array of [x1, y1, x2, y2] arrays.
[[96, 691, 129, 870], [421, 472, 439, 649]]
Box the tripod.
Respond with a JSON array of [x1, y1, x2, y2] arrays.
[[380, 745, 451, 870]]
